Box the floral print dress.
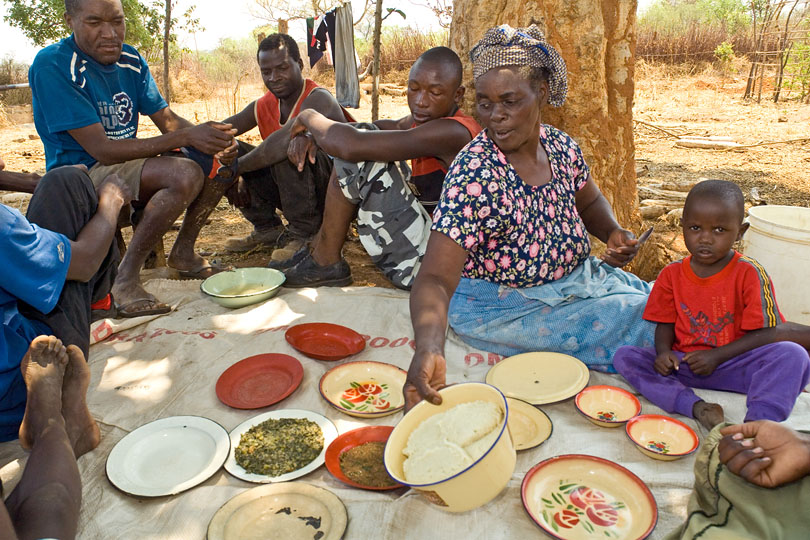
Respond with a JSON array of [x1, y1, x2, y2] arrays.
[[432, 125, 591, 287], [432, 125, 654, 371]]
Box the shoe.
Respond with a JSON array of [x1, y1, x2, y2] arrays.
[[268, 246, 310, 271], [283, 253, 353, 288], [224, 227, 284, 253], [270, 230, 311, 262]]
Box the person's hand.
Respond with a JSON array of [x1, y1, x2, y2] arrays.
[[654, 350, 680, 376], [719, 421, 810, 488], [403, 350, 447, 412], [289, 113, 310, 138], [287, 133, 318, 172], [97, 173, 134, 206], [184, 122, 236, 154], [0, 157, 5, 170], [215, 138, 239, 166], [683, 348, 723, 376], [601, 228, 639, 267], [225, 177, 250, 208]]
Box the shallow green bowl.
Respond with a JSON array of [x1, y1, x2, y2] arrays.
[[200, 268, 285, 308]]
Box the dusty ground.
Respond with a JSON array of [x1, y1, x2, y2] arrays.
[[2, 65, 809, 285]]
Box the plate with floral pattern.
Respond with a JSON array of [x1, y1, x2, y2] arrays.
[[522, 454, 657, 539], [319, 361, 406, 418]]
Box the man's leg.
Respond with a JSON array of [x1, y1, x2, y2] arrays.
[[4, 336, 82, 540], [21, 167, 117, 356], [269, 149, 333, 261], [113, 156, 203, 311], [223, 141, 285, 252], [283, 157, 431, 289], [223, 166, 285, 252], [310, 166, 357, 265]]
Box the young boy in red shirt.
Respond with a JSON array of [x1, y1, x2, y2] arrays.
[[614, 180, 810, 430]]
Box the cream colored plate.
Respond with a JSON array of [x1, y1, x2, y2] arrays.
[[506, 398, 553, 451], [486, 352, 590, 405], [522, 455, 657, 539], [207, 482, 347, 540]]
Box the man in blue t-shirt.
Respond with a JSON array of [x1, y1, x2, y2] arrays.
[[29, 0, 237, 317], [0, 156, 131, 445]]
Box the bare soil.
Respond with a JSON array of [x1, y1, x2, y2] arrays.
[[2, 67, 809, 284]]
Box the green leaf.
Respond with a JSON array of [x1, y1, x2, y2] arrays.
[[559, 483, 577, 491], [583, 521, 594, 533], [385, 7, 406, 19], [551, 520, 559, 532]]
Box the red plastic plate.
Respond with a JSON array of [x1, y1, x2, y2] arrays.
[[285, 323, 366, 361], [215, 354, 303, 409], [324, 425, 403, 491]]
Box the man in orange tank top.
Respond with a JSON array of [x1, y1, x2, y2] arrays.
[[213, 34, 351, 260], [272, 47, 482, 289]]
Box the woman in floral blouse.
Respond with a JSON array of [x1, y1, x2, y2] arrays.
[[405, 24, 654, 409]]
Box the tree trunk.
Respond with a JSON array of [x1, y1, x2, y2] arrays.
[[449, 0, 640, 231], [163, 0, 171, 103], [371, 0, 384, 121]]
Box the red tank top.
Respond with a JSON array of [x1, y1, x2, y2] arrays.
[[410, 110, 482, 211], [254, 79, 354, 139]]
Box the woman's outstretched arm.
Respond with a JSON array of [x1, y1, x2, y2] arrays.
[[405, 232, 468, 410]]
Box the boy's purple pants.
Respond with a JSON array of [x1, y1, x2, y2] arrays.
[[613, 342, 810, 422]]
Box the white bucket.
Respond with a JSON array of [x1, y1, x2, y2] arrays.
[[742, 205, 810, 324]]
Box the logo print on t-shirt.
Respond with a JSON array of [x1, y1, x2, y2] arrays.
[[681, 303, 734, 347], [113, 92, 133, 125]]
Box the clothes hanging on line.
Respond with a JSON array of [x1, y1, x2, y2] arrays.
[[334, 2, 360, 108], [305, 3, 359, 108]]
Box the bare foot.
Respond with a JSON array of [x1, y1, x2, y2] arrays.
[[693, 401, 725, 431], [19, 336, 68, 450], [62, 345, 100, 457]]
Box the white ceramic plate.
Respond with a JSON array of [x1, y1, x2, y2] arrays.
[[207, 482, 347, 540], [106, 415, 230, 497], [224, 409, 338, 483], [486, 352, 590, 405]]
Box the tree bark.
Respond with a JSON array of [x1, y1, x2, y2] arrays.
[[371, 0, 384, 121], [163, 0, 171, 103], [449, 0, 640, 230]]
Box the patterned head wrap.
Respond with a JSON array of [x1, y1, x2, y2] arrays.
[[470, 24, 568, 107]]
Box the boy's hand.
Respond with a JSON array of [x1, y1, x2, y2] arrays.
[[654, 350, 680, 376], [683, 349, 723, 376]]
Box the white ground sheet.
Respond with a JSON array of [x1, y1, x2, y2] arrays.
[[2, 279, 808, 539]]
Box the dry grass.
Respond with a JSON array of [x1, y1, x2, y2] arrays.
[[358, 28, 448, 75], [637, 24, 757, 63]]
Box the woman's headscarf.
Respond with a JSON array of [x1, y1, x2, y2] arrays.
[[469, 24, 568, 107]]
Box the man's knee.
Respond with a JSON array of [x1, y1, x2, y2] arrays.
[[173, 158, 205, 200], [32, 166, 94, 202]]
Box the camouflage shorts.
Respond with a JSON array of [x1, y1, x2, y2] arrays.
[[334, 130, 431, 289]]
